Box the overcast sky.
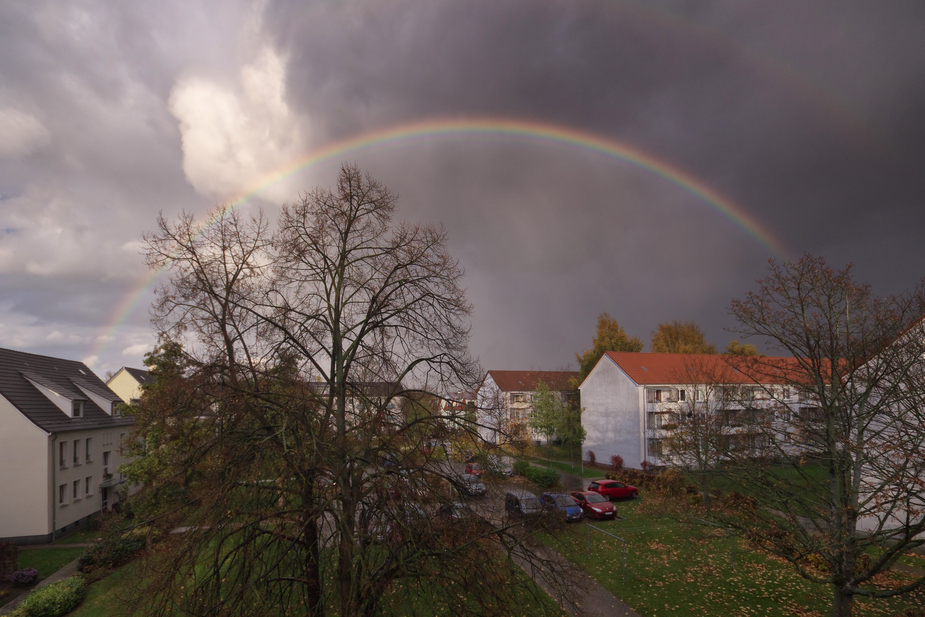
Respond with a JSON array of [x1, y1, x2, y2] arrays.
[[2, 0, 924, 379]]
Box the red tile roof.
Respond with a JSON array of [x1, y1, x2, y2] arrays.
[[600, 352, 802, 386], [485, 370, 578, 392]]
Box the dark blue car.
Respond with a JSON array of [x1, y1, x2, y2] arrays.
[[540, 492, 584, 523]]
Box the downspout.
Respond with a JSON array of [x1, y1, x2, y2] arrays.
[[51, 432, 56, 542]]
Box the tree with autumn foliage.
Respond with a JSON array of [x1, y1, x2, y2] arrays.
[[717, 255, 925, 617], [650, 320, 717, 354], [575, 313, 643, 380], [723, 339, 761, 356]]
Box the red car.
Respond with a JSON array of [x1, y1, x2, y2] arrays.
[[569, 491, 617, 519], [588, 479, 639, 500], [464, 462, 484, 476]]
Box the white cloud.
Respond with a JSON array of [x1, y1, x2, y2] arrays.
[[169, 47, 306, 200], [0, 108, 50, 158]]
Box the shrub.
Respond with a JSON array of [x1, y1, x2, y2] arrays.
[[512, 460, 531, 477], [640, 460, 650, 472], [11, 567, 39, 587], [610, 455, 624, 471], [524, 466, 560, 488], [77, 530, 146, 578], [586, 450, 596, 465], [654, 468, 686, 496], [16, 576, 86, 617]]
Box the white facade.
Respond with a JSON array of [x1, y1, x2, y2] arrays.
[[476, 370, 578, 445], [0, 348, 134, 543], [580, 352, 803, 468], [579, 355, 646, 466]]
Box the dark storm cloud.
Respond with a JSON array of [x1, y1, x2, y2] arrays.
[[1, 0, 923, 375]]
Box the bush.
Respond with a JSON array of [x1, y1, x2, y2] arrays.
[[512, 460, 531, 477], [77, 530, 146, 578], [11, 567, 39, 587], [610, 455, 624, 471], [524, 466, 560, 488], [654, 468, 686, 496], [586, 450, 596, 465], [16, 576, 86, 617]]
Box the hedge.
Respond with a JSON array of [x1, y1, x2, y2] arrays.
[[15, 576, 87, 617]]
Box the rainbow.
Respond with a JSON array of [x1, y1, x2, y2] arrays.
[[92, 116, 789, 367]]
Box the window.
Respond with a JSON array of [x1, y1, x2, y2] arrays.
[[511, 394, 527, 404], [72, 400, 84, 418], [85, 438, 92, 462], [59, 484, 67, 506], [73, 439, 80, 465], [59, 442, 67, 468], [73, 480, 80, 501], [679, 389, 686, 402], [85, 476, 93, 496], [103, 451, 111, 477], [111, 401, 122, 416]]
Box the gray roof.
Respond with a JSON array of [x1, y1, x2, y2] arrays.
[[122, 366, 154, 386], [0, 347, 133, 434]]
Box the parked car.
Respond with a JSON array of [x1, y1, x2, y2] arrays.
[[436, 502, 476, 521], [486, 454, 514, 477], [456, 474, 487, 496], [465, 462, 484, 476], [569, 491, 617, 520], [588, 479, 639, 500], [504, 489, 544, 518], [540, 492, 583, 523]]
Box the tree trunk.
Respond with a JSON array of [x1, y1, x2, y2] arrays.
[[832, 586, 853, 617]]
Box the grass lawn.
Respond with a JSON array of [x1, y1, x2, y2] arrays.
[[542, 496, 925, 616], [67, 566, 139, 617], [529, 457, 605, 480], [16, 546, 86, 579]]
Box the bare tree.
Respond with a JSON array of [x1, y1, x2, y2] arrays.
[[660, 356, 733, 509], [125, 165, 574, 617], [719, 255, 925, 617]]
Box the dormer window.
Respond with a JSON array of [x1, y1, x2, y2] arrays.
[[111, 402, 122, 416], [72, 400, 85, 418]]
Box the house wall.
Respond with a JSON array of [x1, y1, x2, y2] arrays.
[[53, 427, 130, 533], [476, 375, 502, 443], [107, 370, 143, 404], [580, 358, 644, 467], [0, 395, 52, 539]]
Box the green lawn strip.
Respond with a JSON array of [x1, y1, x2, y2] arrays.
[[16, 546, 86, 579], [542, 507, 925, 616], [528, 457, 606, 480], [67, 565, 139, 617], [384, 564, 566, 616]]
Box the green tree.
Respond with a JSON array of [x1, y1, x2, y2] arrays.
[[528, 380, 586, 458], [575, 313, 643, 380], [724, 339, 761, 356], [721, 255, 925, 617], [650, 320, 717, 354], [127, 165, 574, 617]]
